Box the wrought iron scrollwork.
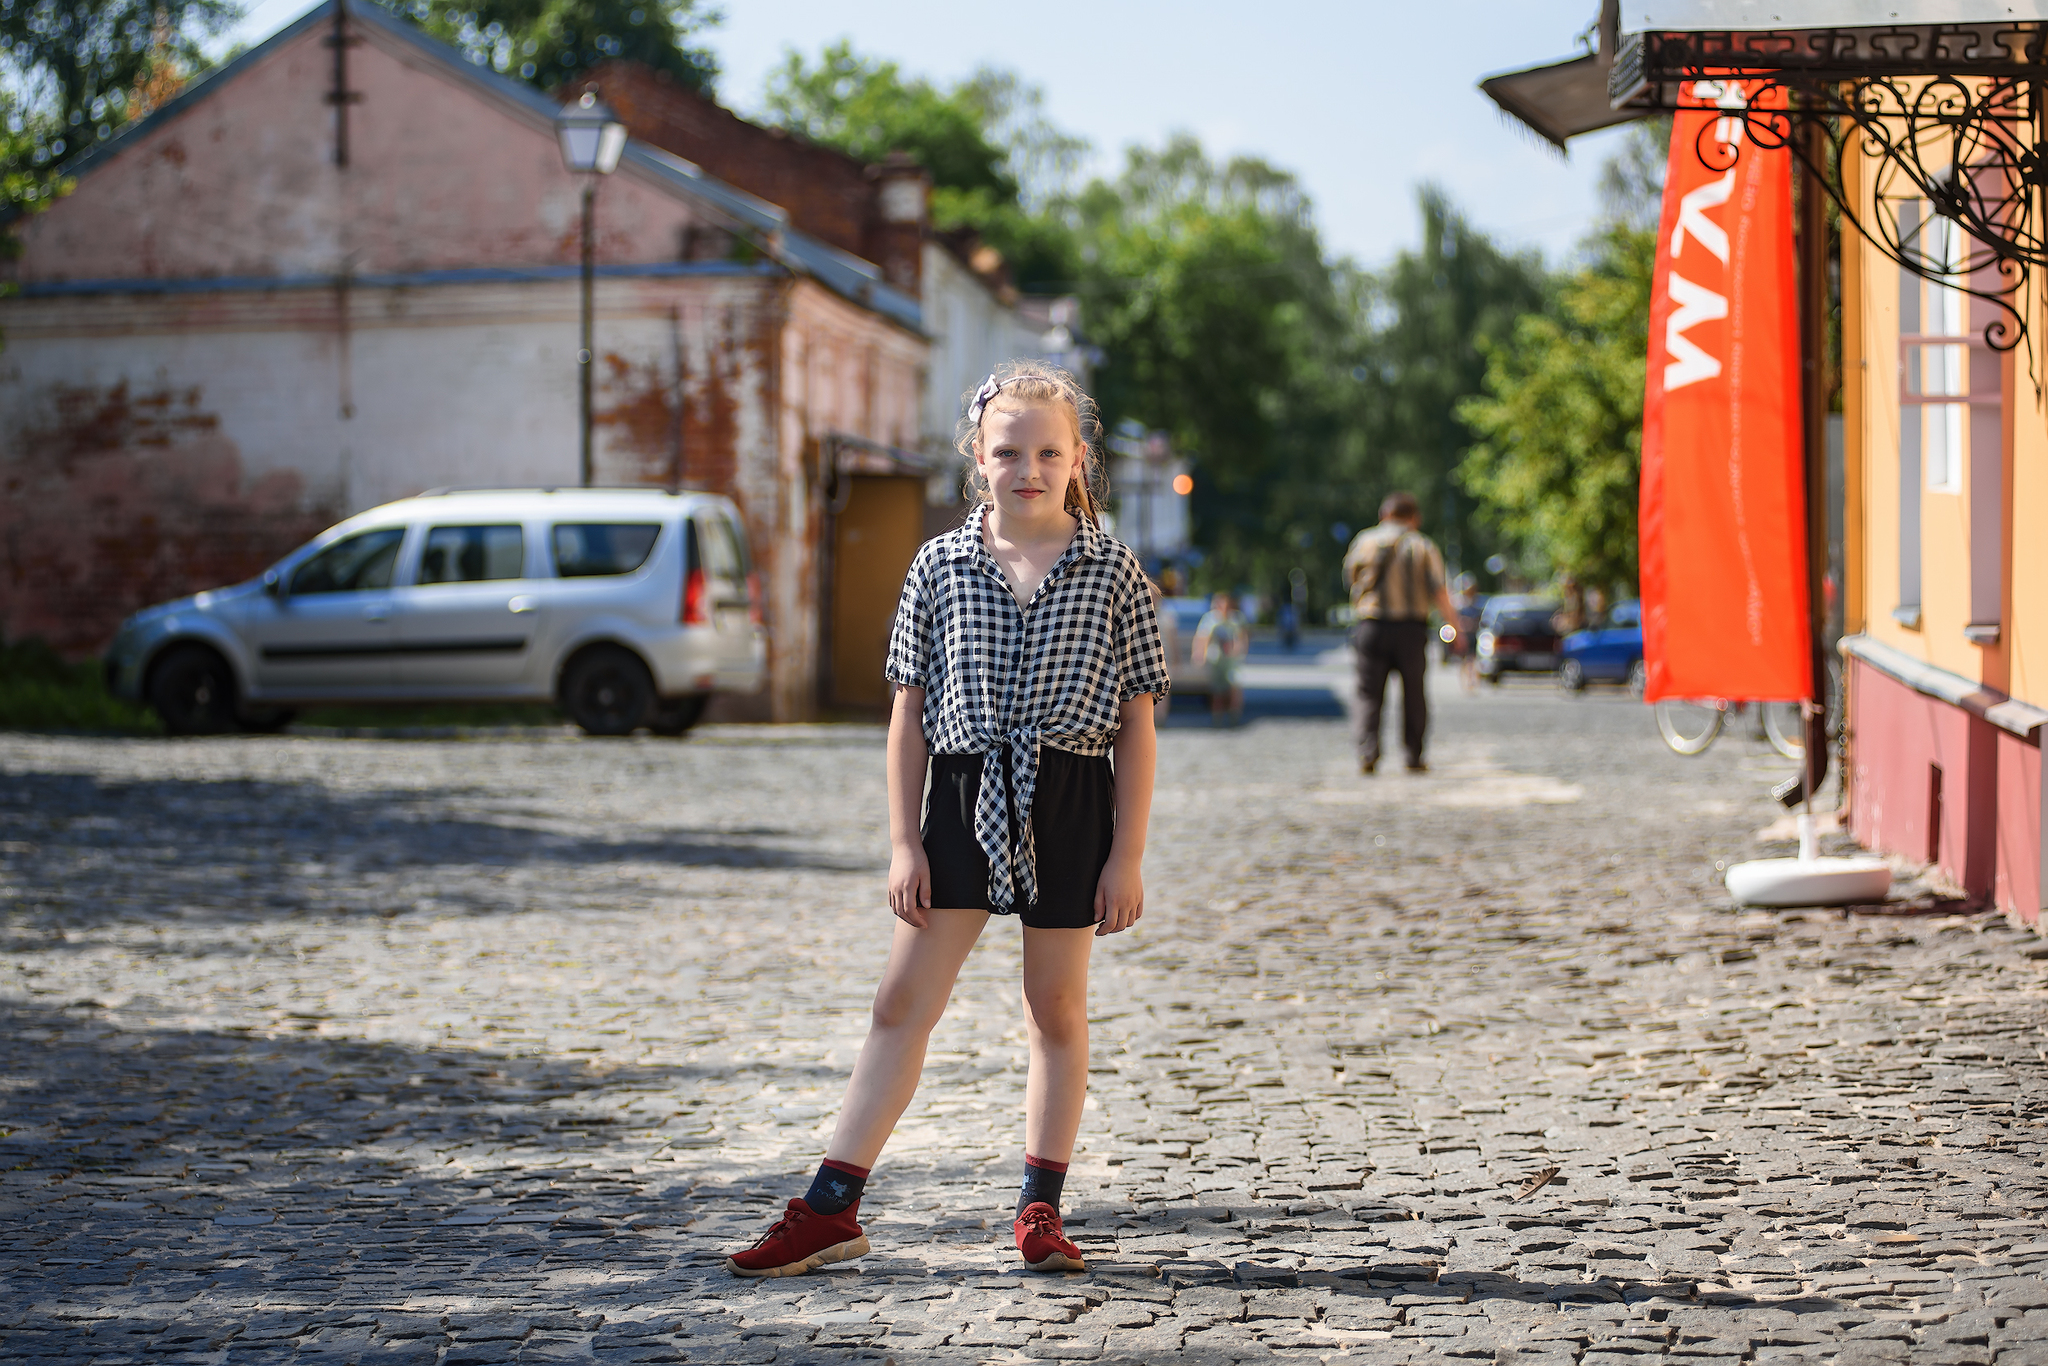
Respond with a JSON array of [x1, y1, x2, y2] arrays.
[[1631, 27, 2048, 353]]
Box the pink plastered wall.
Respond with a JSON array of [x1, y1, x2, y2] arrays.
[[1995, 732, 2042, 926], [1848, 658, 1998, 901]]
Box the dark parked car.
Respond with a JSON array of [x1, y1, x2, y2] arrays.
[[1559, 599, 1646, 694], [1475, 595, 1562, 683]]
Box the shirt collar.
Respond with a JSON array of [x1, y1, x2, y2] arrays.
[[941, 504, 1113, 563]]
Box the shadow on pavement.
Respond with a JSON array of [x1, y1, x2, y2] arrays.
[[0, 1000, 829, 1177], [0, 768, 871, 934]]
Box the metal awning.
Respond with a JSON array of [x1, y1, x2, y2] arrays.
[[1479, 0, 1653, 149], [1479, 53, 1644, 149], [824, 433, 939, 478]]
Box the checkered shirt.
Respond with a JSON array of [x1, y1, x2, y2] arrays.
[[884, 505, 1170, 912]]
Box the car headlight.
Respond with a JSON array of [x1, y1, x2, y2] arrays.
[[1477, 630, 1496, 657]]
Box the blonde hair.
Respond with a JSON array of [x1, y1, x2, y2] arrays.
[[954, 359, 1108, 525]]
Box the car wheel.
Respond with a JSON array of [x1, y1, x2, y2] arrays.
[[561, 646, 654, 736], [1626, 658, 1648, 699], [648, 694, 708, 737], [147, 644, 242, 735], [1558, 659, 1586, 693]]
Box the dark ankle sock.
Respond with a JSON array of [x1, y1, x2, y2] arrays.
[[805, 1159, 868, 1216], [1018, 1154, 1068, 1215]]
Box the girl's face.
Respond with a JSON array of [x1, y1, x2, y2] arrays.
[[976, 403, 1084, 526]]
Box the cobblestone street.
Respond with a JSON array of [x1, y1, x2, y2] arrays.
[[4, 678, 2047, 1365]]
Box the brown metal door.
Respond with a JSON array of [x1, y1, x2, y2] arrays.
[[830, 475, 927, 710]]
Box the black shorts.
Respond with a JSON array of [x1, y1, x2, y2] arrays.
[[923, 747, 1115, 929]]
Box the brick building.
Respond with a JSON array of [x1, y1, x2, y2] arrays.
[[582, 62, 1084, 709], [0, 0, 926, 720]]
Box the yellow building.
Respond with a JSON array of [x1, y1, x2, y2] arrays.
[[1839, 143, 2046, 917], [1487, 1, 2047, 921]]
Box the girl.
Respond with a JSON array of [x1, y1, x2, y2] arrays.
[[1190, 591, 1249, 726], [726, 360, 1168, 1278]]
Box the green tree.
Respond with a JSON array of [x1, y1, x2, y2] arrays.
[[1455, 120, 1668, 594], [0, 0, 238, 165], [1455, 223, 1654, 593], [765, 41, 1011, 200], [1073, 136, 1360, 604], [379, 0, 718, 93], [759, 43, 1081, 291], [1348, 188, 1551, 579], [1, 90, 66, 231]]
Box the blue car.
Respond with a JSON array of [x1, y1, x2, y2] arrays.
[[1559, 599, 1645, 694]]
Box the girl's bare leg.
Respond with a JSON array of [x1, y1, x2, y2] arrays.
[[1020, 926, 1096, 1163], [825, 909, 988, 1169]]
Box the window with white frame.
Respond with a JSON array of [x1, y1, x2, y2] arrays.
[[1920, 213, 1967, 494]]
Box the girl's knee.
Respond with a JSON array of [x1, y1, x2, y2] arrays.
[[869, 983, 943, 1036], [1023, 989, 1089, 1046]]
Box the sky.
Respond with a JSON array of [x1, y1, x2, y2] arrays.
[[215, 0, 1642, 272]]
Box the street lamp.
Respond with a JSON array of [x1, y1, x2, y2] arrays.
[[556, 90, 627, 487]]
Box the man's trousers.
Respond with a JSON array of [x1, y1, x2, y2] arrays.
[[1352, 617, 1430, 768]]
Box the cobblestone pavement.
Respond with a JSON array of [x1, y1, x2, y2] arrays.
[[4, 678, 2048, 1366]]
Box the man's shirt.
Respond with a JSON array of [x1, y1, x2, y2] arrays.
[[1344, 520, 1447, 621]]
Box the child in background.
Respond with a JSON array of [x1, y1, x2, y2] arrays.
[[1191, 592, 1249, 726]]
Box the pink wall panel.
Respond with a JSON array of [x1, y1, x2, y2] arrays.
[[1995, 732, 2042, 925], [1848, 658, 1997, 900]]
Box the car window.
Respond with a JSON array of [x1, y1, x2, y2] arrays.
[[552, 523, 662, 577], [1484, 599, 1556, 630], [1497, 611, 1559, 635], [1609, 601, 1642, 628], [290, 528, 404, 595], [419, 525, 525, 585], [723, 515, 753, 574], [700, 517, 745, 587]]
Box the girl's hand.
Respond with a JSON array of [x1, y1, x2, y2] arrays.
[[889, 842, 933, 929], [1092, 853, 1143, 936]]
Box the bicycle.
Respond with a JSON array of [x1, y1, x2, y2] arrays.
[[1653, 698, 1804, 758], [1652, 659, 1842, 760]]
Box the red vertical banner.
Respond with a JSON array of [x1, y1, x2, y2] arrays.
[[1640, 80, 1812, 704]]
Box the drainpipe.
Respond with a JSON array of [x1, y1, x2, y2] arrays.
[[1778, 105, 1833, 809]]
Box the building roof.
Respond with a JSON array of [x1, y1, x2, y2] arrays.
[[44, 0, 921, 332], [1621, 0, 2048, 28], [1482, 0, 2048, 148]]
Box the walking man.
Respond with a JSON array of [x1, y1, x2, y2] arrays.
[[1343, 492, 1461, 774]]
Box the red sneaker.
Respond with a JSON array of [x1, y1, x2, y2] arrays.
[[724, 1198, 869, 1278], [1014, 1201, 1085, 1272]]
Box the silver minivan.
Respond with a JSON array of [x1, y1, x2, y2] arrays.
[[105, 488, 767, 735]]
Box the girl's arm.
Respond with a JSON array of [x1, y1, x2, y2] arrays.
[[887, 685, 933, 928], [1095, 692, 1158, 936]]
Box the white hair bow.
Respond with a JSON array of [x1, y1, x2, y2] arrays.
[[966, 374, 1006, 426]]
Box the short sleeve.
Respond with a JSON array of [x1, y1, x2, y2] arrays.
[[1423, 539, 1447, 600], [883, 552, 933, 688], [1113, 565, 1171, 704]]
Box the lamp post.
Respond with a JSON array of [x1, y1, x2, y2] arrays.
[[555, 90, 627, 487]]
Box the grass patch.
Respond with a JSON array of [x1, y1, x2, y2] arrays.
[[0, 637, 564, 735], [0, 638, 161, 733]]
